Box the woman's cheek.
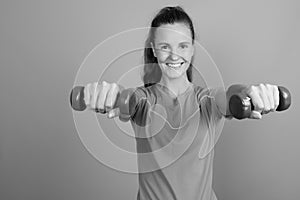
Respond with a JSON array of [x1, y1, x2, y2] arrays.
[[182, 49, 193, 61], [183, 54, 192, 63], [157, 54, 169, 63]]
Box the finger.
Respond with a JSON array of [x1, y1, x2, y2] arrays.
[[107, 108, 120, 119], [90, 82, 99, 109], [247, 85, 264, 114], [258, 84, 271, 114], [273, 85, 280, 111], [96, 81, 110, 112], [250, 110, 262, 119], [105, 83, 119, 110], [84, 83, 91, 107], [266, 84, 275, 112]]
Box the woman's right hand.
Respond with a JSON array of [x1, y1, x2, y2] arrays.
[[84, 81, 123, 118]]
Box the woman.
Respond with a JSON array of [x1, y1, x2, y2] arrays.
[[84, 6, 279, 200]]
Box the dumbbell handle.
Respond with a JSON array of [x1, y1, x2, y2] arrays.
[[229, 86, 291, 120]]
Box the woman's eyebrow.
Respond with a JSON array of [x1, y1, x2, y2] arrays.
[[179, 41, 192, 45], [156, 42, 169, 45], [156, 41, 191, 45]]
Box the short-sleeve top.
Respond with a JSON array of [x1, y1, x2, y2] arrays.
[[126, 83, 224, 200]]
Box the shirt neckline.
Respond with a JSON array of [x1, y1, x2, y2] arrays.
[[155, 82, 194, 99]]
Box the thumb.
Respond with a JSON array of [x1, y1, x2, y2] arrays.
[[250, 111, 262, 120], [107, 108, 120, 119]]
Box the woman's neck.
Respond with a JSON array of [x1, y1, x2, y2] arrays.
[[159, 76, 192, 97]]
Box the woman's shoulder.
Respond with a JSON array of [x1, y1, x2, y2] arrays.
[[192, 84, 207, 97], [192, 85, 217, 97], [192, 85, 223, 106], [133, 84, 154, 96], [131, 84, 157, 104]]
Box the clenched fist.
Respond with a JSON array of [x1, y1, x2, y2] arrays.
[[84, 81, 123, 118], [241, 83, 280, 119]]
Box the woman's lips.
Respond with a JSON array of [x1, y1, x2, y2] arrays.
[[166, 62, 184, 68]]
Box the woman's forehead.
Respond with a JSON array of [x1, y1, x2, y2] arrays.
[[154, 23, 192, 43]]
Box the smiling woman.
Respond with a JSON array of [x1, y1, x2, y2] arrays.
[[73, 5, 287, 200], [143, 6, 195, 91], [151, 23, 194, 94], [131, 7, 221, 200]]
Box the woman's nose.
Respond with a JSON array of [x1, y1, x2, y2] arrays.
[[169, 50, 180, 60]]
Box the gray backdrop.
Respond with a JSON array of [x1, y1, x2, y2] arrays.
[[0, 0, 299, 200]]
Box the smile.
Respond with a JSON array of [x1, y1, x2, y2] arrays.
[[166, 62, 184, 68]]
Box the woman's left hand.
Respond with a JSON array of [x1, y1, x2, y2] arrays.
[[241, 83, 280, 119]]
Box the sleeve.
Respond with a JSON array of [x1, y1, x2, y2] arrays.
[[118, 86, 153, 127], [196, 87, 226, 159], [196, 87, 225, 122]]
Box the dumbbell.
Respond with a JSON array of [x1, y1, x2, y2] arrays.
[[70, 86, 134, 116], [229, 86, 291, 119], [70, 85, 291, 120]]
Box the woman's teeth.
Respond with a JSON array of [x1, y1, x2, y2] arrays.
[[166, 62, 184, 68]]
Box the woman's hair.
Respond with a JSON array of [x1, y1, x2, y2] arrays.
[[143, 6, 195, 87]]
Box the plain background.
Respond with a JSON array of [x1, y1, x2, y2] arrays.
[[0, 0, 299, 200]]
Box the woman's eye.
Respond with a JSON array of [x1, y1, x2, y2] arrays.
[[161, 46, 169, 50], [180, 44, 188, 49]]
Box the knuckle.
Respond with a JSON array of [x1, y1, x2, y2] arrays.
[[250, 85, 256, 92], [259, 83, 265, 88], [104, 82, 111, 90], [111, 83, 118, 89], [246, 85, 255, 94], [102, 81, 109, 88], [258, 83, 265, 91]]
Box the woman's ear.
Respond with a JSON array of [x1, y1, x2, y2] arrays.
[[150, 42, 157, 57]]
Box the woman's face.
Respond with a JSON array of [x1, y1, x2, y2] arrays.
[[152, 22, 194, 81]]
